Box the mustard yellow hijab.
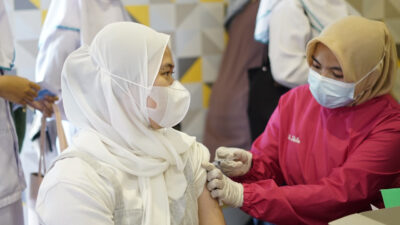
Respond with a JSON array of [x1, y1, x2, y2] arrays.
[[306, 16, 398, 105]]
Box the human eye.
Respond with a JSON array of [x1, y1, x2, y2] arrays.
[[332, 73, 344, 79], [311, 63, 321, 70]]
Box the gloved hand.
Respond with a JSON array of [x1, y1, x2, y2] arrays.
[[214, 147, 252, 177], [202, 162, 244, 208]]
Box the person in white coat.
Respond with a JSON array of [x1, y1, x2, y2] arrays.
[[254, 0, 359, 88], [36, 22, 226, 225], [36, 0, 131, 96], [0, 2, 56, 224], [33, 0, 132, 155]]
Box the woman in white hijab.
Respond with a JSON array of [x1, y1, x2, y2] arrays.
[[33, 0, 131, 162], [35, 22, 226, 225]]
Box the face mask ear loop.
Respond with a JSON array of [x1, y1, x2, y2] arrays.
[[353, 50, 386, 101]]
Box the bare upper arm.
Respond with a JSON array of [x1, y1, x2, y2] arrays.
[[198, 185, 226, 225]]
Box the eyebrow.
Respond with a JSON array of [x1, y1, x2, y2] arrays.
[[311, 56, 321, 65]]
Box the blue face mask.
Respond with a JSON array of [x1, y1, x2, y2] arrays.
[[308, 57, 383, 109]]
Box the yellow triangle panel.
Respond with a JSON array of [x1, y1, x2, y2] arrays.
[[29, 0, 40, 9], [203, 84, 212, 108], [181, 58, 202, 83], [41, 10, 48, 25], [125, 6, 150, 26]]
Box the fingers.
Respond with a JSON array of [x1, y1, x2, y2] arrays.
[[26, 89, 38, 99], [19, 98, 28, 106], [42, 100, 54, 116], [216, 147, 231, 159], [40, 104, 53, 118], [28, 101, 42, 111], [207, 179, 223, 192], [23, 95, 34, 103], [44, 95, 58, 103], [29, 82, 41, 91], [201, 162, 215, 172], [207, 167, 222, 181], [233, 151, 249, 162], [211, 189, 224, 199], [220, 160, 243, 169]]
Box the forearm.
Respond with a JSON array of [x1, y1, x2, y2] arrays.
[[240, 167, 399, 224]]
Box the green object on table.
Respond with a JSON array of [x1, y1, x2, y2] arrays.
[[381, 188, 400, 208]]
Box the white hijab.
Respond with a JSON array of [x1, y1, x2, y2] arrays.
[[0, 0, 14, 70], [61, 22, 196, 225], [254, 0, 354, 43]]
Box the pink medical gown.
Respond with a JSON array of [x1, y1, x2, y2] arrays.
[[235, 85, 400, 225]]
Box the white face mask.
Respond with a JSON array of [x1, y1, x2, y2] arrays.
[[308, 57, 383, 109], [148, 80, 191, 128]]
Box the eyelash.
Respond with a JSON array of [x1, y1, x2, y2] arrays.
[[332, 73, 343, 78], [161, 71, 174, 76], [312, 64, 321, 69]]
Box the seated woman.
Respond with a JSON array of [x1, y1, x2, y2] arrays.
[[36, 22, 226, 225], [203, 16, 400, 224]]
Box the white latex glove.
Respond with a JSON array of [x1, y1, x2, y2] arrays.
[[202, 162, 244, 208], [214, 147, 252, 177]]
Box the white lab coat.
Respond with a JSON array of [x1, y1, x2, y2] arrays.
[[0, 0, 26, 214], [0, 98, 26, 209], [36, 0, 131, 96], [0, 0, 14, 71], [36, 142, 209, 225], [265, 0, 359, 88]]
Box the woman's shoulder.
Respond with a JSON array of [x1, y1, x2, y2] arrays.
[[37, 154, 115, 207], [184, 142, 210, 197], [366, 94, 400, 127], [36, 156, 116, 225], [187, 142, 210, 167], [42, 156, 100, 186]]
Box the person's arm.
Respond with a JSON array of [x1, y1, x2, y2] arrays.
[[191, 142, 226, 225], [240, 119, 400, 224], [0, 75, 40, 104], [0, 75, 58, 116], [268, 0, 312, 88], [36, 0, 81, 96], [198, 185, 226, 225]]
